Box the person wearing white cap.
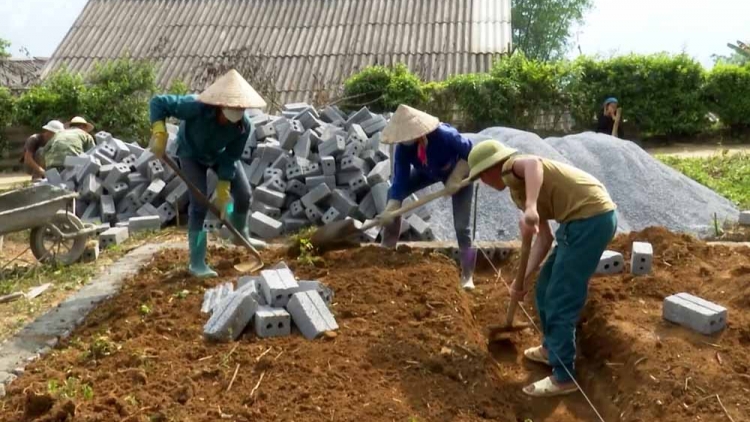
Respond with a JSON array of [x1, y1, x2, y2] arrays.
[[20, 120, 64, 179], [149, 69, 267, 278], [379, 104, 477, 290], [42, 118, 95, 172]]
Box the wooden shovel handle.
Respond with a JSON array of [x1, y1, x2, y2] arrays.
[[505, 234, 533, 326]]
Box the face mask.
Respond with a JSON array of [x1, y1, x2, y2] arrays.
[[222, 108, 245, 123]]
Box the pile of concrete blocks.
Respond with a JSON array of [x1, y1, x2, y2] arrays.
[[231, 104, 433, 242], [202, 262, 337, 342], [41, 126, 189, 234], [595, 242, 653, 276], [739, 210, 750, 226]]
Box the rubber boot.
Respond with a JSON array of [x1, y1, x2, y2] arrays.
[[380, 216, 401, 248], [459, 247, 477, 290], [228, 211, 268, 249], [188, 230, 218, 278]]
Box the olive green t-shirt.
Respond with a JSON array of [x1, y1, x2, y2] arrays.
[[501, 155, 616, 223], [43, 128, 95, 169]]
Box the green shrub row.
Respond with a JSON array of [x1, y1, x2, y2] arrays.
[[342, 53, 750, 138]]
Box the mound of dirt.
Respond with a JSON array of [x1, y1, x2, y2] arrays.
[[0, 230, 748, 422]]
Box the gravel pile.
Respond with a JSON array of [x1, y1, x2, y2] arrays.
[[423, 128, 738, 242]]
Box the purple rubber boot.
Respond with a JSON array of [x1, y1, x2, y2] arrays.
[[459, 247, 477, 290], [380, 216, 401, 249]]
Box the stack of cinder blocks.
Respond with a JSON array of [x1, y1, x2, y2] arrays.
[[202, 261, 337, 342]]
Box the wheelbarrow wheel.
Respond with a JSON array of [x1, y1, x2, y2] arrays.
[[30, 211, 87, 265]]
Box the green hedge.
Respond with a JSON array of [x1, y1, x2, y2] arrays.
[[0, 87, 13, 153], [344, 53, 748, 138]]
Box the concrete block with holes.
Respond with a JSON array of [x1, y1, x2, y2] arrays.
[[321, 106, 346, 124], [301, 162, 322, 178], [345, 107, 372, 128], [99, 195, 116, 223], [127, 172, 149, 187], [663, 293, 727, 335], [262, 176, 288, 195], [98, 164, 115, 181], [270, 154, 290, 171], [286, 179, 308, 198], [296, 280, 334, 306], [406, 214, 435, 241], [321, 156, 336, 176], [103, 163, 131, 189], [246, 158, 264, 186], [279, 119, 305, 150], [99, 227, 129, 249], [98, 142, 116, 158], [81, 242, 100, 263], [165, 182, 188, 209], [336, 170, 364, 187], [94, 131, 113, 145], [330, 189, 358, 217], [146, 160, 165, 180], [370, 182, 389, 213], [81, 202, 100, 223], [252, 144, 285, 167], [259, 268, 299, 308], [287, 291, 338, 340], [348, 173, 369, 195], [203, 289, 259, 342], [359, 219, 380, 243], [304, 204, 324, 223], [294, 131, 312, 159], [340, 155, 367, 173], [319, 135, 346, 157], [256, 122, 276, 139], [44, 168, 63, 186], [254, 306, 291, 338], [282, 217, 309, 234], [137, 202, 159, 218], [140, 179, 166, 204], [80, 174, 103, 201], [76, 158, 101, 183], [110, 138, 131, 161], [241, 132, 257, 161], [128, 215, 162, 232], [251, 198, 282, 219], [357, 191, 377, 220], [263, 167, 283, 182], [361, 115, 387, 136], [133, 150, 156, 175], [254, 186, 286, 208], [596, 251, 625, 275], [367, 160, 391, 186], [630, 242, 653, 275], [201, 282, 234, 314], [301, 183, 331, 208], [286, 164, 304, 181], [249, 212, 283, 239], [739, 211, 750, 226], [321, 207, 342, 224], [289, 200, 306, 218], [347, 123, 368, 145], [156, 202, 176, 224]]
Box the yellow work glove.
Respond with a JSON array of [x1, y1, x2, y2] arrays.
[[213, 180, 231, 218], [151, 120, 168, 158], [445, 160, 470, 195]]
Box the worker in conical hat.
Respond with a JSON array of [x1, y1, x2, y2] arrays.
[[379, 104, 477, 290], [149, 69, 267, 278], [466, 140, 617, 397]]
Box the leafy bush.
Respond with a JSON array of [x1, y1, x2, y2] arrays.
[[14, 68, 86, 128], [703, 64, 750, 134], [342, 64, 425, 113], [0, 87, 13, 152], [168, 78, 190, 95], [569, 54, 709, 137]]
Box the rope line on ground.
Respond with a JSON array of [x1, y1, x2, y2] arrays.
[[478, 246, 607, 422]]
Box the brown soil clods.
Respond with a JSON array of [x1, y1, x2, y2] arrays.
[[0, 228, 748, 421]]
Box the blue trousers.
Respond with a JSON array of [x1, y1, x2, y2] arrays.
[[180, 158, 251, 232], [396, 168, 474, 249], [536, 210, 617, 382]]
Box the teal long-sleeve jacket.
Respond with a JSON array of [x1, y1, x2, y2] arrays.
[[149, 94, 252, 181]]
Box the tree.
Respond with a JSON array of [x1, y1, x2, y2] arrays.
[[512, 0, 593, 61], [712, 40, 750, 66], [0, 38, 10, 58]]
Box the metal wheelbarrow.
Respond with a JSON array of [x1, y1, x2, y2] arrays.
[[0, 184, 99, 265]]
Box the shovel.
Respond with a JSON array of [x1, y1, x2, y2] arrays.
[[160, 155, 264, 273], [310, 179, 472, 249], [488, 234, 533, 341]]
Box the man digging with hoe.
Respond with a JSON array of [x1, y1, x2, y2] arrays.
[[467, 140, 618, 397]]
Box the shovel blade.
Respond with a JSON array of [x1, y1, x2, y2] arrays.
[[310, 219, 362, 249], [233, 257, 264, 273]]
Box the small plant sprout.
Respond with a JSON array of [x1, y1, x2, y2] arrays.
[[139, 303, 152, 316]]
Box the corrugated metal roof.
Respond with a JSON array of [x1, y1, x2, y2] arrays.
[[0, 58, 48, 91], [44, 0, 511, 106]]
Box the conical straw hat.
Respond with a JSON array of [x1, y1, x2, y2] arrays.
[[381, 105, 440, 144], [198, 69, 267, 109]]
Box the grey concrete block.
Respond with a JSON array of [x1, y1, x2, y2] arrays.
[[80, 174, 103, 201], [631, 242, 653, 275], [358, 192, 376, 219], [301, 183, 331, 208], [360, 149, 378, 168], [305, 175, 336, 190], [260, 268, 299, 308], [140, 179, 166, 205], [110, 138, 131, 161], [330, 189, 358, 217], [739, 211, 750, 226], [277, 119, 305, 150], [349, 173, 369, 195], [663, 293, 727, 335], [121, 154, 138, 167], [256, 122, 277, 139], [165, 182, 188, 209], [75, 158, 101, 183], [134, 150, 156, 175], [242, 132, 258, 160], [347, 123, 368, 145], [371, 182, 389, 213], [596, 250, 625, 275], [321, 106, 346, 124], [336, 170, 364, 187], [340, 155, 367, 173], [128, 215, 162, 232], [201, 282, 234, 314], [263, 167, 284, 183], [305, 204, 323, 223], [156, 202, 176, 224], [204, 289, 259, 342], [99, 227, 129, 249], [254, 306, 292, 338], [137, 202, 159, 217], [45, 168, 63, 186], [297, 280, 334, 306], [361, 115, 387, 135], [406, 214, 435, 241], [94, 131, 113, 145], [359, 219, 380, 242], [146, 160, 165, 180], [98, 142, 117, 158], [127, 172, 149, 186], [252, 144, 285, 166], [294, 131, 312, 159], [250, 212, 283, 239], [251, 198, 282, 219], [254, 186, 286, 208], [321, 156, 336, 176], [203, 219, 222, 232], [81, 202, 100, 223], [81, 242, 100, 263], [286, 179, 308, 198], [286, 164, 304, 180], [237, 275, 261, 290], [367, 160, 391, 186], [94, 151, 116, 166], [98, 164, 115, 181], [246, 158, 264, 187], [290, 200, 306, 218], [271, 154, 290, 172], [318, 135, 346, 157], [103, 163, 131, 189], [287, 291, 338, 340], [99, 195, 116, 223], [301, 162, 322, 178], [282, 217, 309, 234], [345, 106, 373, 128], [61, 168, 77, 182], [284, 102, 311, 112], [94, 223, 111, 235], [322, 207, 342, 224], [64, 154, 90, 168], [126, 142, 145, 157]]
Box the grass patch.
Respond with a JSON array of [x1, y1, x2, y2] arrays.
[[658, 151, 750, 209]]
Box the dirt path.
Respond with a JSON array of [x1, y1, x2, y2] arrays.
[[1, 228, 747, 422], [645, 143, 750, 158]]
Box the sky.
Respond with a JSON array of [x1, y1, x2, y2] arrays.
[[0, 0, 748, 68]]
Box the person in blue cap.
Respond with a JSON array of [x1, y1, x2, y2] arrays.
[[596, 97, 624, 139], [378, 104, 477, 290], [149, 69, 267, 278]]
